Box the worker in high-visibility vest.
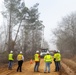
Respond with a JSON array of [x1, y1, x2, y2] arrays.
[[17, 51, 24, 72], [34, 50, 40, 72], [8, 50, 14, 70], [44, 51, 52, 73], [54, 50, 57, 71], [54, 50, 61, 71]]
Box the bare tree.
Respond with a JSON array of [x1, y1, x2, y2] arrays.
[[2, 0, 28, 52], [52, 12, 76, 56]]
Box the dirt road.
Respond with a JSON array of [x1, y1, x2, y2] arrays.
[[0, 58, 76, 75], [0, 59, 59, 75], [61, 58, 76, 75]]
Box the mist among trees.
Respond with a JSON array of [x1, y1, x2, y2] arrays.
[[0, 0, 49, 63], [53, 12, 76, 57]]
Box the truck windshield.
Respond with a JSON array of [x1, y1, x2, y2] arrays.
[[42, 49, 47, 52]]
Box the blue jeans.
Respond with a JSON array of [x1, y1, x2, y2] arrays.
[[8, 60, 13, 69], [44, 62, 51, 72], [55, 61, 60, 71], [34, 62, 40, 72]]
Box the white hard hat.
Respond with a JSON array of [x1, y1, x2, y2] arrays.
[[10, 51, 13, 53], [47, 51, 50, 54], [20, 51, 22, 54], [58, 50, 60, 53], [36, 50, 39, 53]]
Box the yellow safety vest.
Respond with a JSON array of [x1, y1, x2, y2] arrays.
[[17, 54, 23, 61], [54, 53, 61, 61], [44, 54, 52, 62], [34, 54, 40, 62], [8, 53, 14, 60], [54, 53, 56, 58]]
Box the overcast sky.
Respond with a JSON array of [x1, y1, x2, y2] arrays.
[[0, 0, 76, 50]]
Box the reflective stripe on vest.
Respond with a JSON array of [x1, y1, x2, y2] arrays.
[[44, 55, 52, 62], [8, 54, 13, 60], [17, 54, 23, 61], [34, 54, 39, 61]]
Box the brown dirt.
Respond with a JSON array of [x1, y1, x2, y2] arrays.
[[0, 59, 59, 75], [71, 56, 76, 62], [61, 61, 75, 75], [59, 65, 68, 75], [0, 58, 75, 75], [62, 58, 76, 73]]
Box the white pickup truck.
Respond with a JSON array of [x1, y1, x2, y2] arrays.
[[40, 48, 49, 57]]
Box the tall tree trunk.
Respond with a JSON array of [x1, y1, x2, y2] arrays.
[[8, 9, 12, 52]]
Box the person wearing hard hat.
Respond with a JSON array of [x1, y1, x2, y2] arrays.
[[54, 50, 61, 71], [8, 50, 14, 70], [34, 50, 40, 72], [17, 51, 24, 72], [44, 51, 52, 73]]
